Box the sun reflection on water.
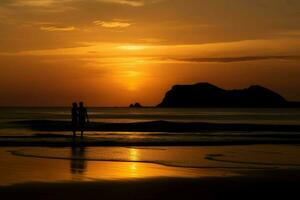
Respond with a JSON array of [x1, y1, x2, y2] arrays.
[[130, 148, 139, 161], [129, 148, 139, 177]]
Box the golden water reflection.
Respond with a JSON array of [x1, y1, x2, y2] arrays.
[[129, 148, 139, 177], [2, 145, 300, 186], [82, 147, 207, 180], [70, 146, 87, 178], [85, 161, 207, 180]]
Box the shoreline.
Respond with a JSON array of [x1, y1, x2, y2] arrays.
[[1, 133, 300, 147], [1, 139, 300, 147]]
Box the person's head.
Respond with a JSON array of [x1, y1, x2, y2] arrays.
[[79, 102, 84, 107], [72, 102, 77, 108]]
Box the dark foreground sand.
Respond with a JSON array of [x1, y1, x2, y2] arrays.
[[1, 170, 299, 200]]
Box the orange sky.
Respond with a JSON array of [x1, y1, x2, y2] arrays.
[[0, 0, 300, 106]]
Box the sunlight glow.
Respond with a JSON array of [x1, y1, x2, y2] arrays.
[[129, 148, 139, 176], [118, 45, 149, 51], [129, 148, 139, 161], [123, 70, 142, 91]]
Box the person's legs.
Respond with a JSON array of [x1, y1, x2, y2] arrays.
[[72, 123, 76, 138], [80, 123, 84, 139]]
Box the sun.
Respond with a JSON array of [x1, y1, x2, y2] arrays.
[[124, 70, 142, 91], [105, 56, 153, 93]]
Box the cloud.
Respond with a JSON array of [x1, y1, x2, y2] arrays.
[[139, 38, 163, 43], [2, 39, 300, 62], [9, 0, 70, 7], [96, 0, 144, 7], [7, 0, 162, 7], [6, 0, 75, 12], [170, 56, 300, 63], [96, 0, 163, 7], [40, 24, 75, 32], [93, 20, 131, 28], [277, 30, 300, 37]]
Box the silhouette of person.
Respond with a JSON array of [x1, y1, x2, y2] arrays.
[[71, 102, 78, 138], [78, 102, 89, 138]]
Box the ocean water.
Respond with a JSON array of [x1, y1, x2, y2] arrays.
[[1, 108, 300, 187], [0, 107, 300, 143]]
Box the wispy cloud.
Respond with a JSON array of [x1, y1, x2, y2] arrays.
[[98, 0, 144, 6], [96, 0, 162, 7], [9, 0, 70, 7], [276, 30, 300, 37], [170, 56, 300, 63], [139, 38, 163, 43], [8, 0, 161, 7], [94, 20, 131, 28], [2, 39, 300, 62], [40, 24, 75, 32], [6, 0, 75, 13]]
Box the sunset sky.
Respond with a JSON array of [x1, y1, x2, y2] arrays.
[[0, 0, 300, 106]]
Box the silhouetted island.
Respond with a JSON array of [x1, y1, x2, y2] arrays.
[[129, 102, 143, 108], [157, 83, 296, 108]]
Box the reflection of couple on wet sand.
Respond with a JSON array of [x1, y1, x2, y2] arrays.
[[70, 145, 87, 175], [71, 102, 89, 139]]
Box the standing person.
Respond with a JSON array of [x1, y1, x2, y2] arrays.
[[71, 102, 78, 138], [78, 102, 89, 139]]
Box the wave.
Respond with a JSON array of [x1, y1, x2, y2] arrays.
[[1, 120, 299, 147], [205, 154, 300, 167], [11, 120, 300, 132]]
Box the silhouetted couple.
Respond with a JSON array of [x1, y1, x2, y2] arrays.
[[72, 102, 89, 139]]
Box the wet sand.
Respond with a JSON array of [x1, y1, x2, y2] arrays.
[[0, 145, 299, 199]]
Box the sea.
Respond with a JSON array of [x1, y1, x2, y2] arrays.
[[0, 107, 300, 144], [1, 107, 300, 185]]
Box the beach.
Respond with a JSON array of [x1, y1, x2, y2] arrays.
[[0, 108, 300, 199], [0, 145, 300, 199]]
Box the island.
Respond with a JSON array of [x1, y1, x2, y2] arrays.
[[129, 102, 143, 108], [157, 82, 294, 108]]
